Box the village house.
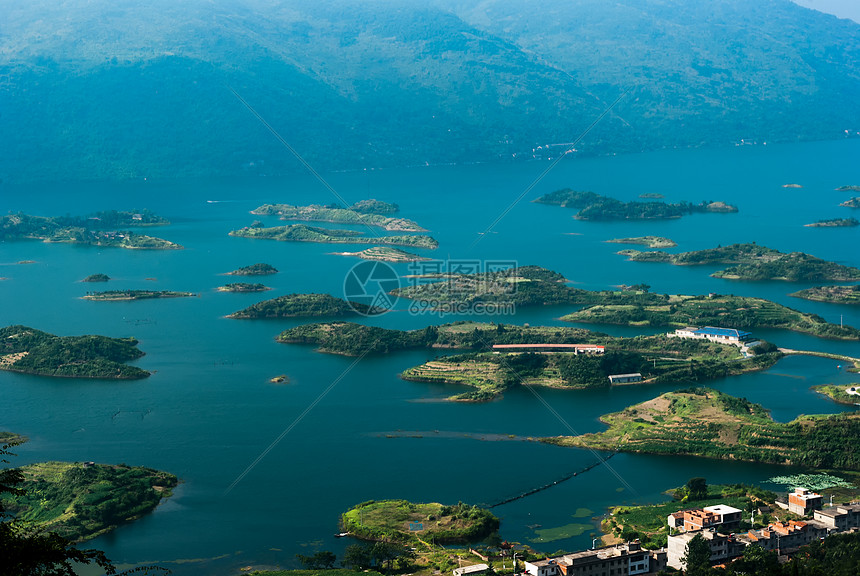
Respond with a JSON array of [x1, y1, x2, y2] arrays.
[[787, 487, 823, 516], [453, 564, 490, 576], [524, 541, 667, 576], [667, 529, 744, 570], [735, 520, 828, 553], [667, 504, 743, 532], [608, 373, 643, 384], [669, 326, 753, 346], [813, 503, 860, 531]]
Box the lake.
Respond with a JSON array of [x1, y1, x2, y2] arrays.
[[1, 138, 859, 574]]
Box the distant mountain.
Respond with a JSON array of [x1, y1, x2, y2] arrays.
[[1, 0, 858, 181]]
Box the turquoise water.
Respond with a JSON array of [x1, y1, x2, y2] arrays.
[[1, 139, 860, 573]]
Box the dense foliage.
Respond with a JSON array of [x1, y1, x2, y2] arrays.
[[227, 263, 278, 276], [535, 189, 737, 220], [251, 202, 423, 232], [791, 284, 860, 305], [0, 211, 178, 249], [230, 224, 439, 249], [82, 274, 111, 282], [229, 294, 374, 319], [0, 325, 149, 379], [218, 283, 270, 292]]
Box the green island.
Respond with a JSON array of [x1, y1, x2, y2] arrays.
[[392, 265, 859, 340], [251, 200, 425, 232], [812, 384, 860, 406], [341, 500, 499, 544], [229, 223, 439, 250], [227, 262, 278, 276], [229, 293, 376, 319], [3, 460, 177, 542], [0, 325, 149, 379], [840, 197, 860, 208], [618, 242, 860, 282], [790, 284, 860, 304], [605, 236, 676, 248], [82, 273, 110, 282], [0, 431, 27, 445], [333, 246, 430, 262], [400, 336, 779, 402], [534, 189, 737, 220], [0, 211, 180, 250], [805, 217, 859, 227], [836, 185, 860, 192], [217, 283, 271, 293], [82, 290, 195, 301], [540, 387, 860, 470]]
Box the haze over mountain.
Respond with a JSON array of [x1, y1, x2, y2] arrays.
[[1, 0, 859, 182]]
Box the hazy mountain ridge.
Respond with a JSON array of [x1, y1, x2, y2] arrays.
[[1, 0, 858, 181]]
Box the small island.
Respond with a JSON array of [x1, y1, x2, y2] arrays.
[[541, 387, 860, 470], [840, 197, 860, 208], [229, 293, 377, 319], [813, 384, 860, 405], [534, 189, 738, 220], [0, 325, 149, 379], [836, 185, 860, 192], [783, 183, 803, 188], [82, 290, 195, 301], [332, 246, 430, 262], [226, 263, 278, 276], [341, 500, 499, 544], [250, 200, 425, 232], [605, 236, 676, 249], [638, 193, 665, 198], [790, 284, 860, 305], [618, 242, 860, 282], [82, 273, 111, 282], [230, 223, 439, 250], [1, 211, 180, 250], [805, 218, 859, 228], [217, 283, 271, 293], [6, 460, 177, 542]]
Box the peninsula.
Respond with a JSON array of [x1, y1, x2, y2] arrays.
[[82, 290, 195, 301], [540, 387, 860, 470], [229, 224, 439, 250], [332, 246, 430, 262], [251, 200, 425, 232], [805, 218, 859, 228], [6, 459, 177, 542], [0, 325, 149, 379], [618, 242, 860, 282], [534, 189, 738, 220], [341, 500, 499, 544], [0, 211, 180, 250], [217, 283, 271, 293], [812, 384, 860, 406], [790, 285, 860, 305], [606, 236, 676, 249], [229, 293, 376, 319], [227, 263, 278, 276]]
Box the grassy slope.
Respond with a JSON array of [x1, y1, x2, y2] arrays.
[[543, 388, 860, 470]]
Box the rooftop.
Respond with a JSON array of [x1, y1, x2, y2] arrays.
[[695, 326, 752, 339]]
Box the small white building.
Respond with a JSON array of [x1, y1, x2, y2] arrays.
[[524, 558, 559, 576], [669, 326, 753, 345], [608, 373, 643, 384]]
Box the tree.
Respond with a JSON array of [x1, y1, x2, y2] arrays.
[[342, 543, 373, 570], [686, 477, 708, 501], [681, 533, 711, 576], [0, 441, 117, 576], [296, 550, 337, 570]]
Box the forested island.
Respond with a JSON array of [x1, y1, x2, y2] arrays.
[[229, 294, 376, 319], [0, 325, 149, 379], [605, 236, 676, 248], [391, 265, 859, 339], [82, 274, 110, 284], [840, 197, 860, 208], [791, 285, 860, 305], [333, 246, 429, 262], [229, 224, 439, 249], [0, 211, 180, 250], [541, 387, 860, 470], [341, 500, 499, 544], [251, 200, 425, 232], [534, 189, 737, 220], [805, 218, 859, 227], [227, 263, 278, 276], [217, 283, 270, 293], [5, 460, 177, 542], [83, 290, 195, 301], [618, 242, 860, 282], [836, 185, 860, 192]]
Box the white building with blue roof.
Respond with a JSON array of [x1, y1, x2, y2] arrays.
[[670, 326, 753, 345]]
